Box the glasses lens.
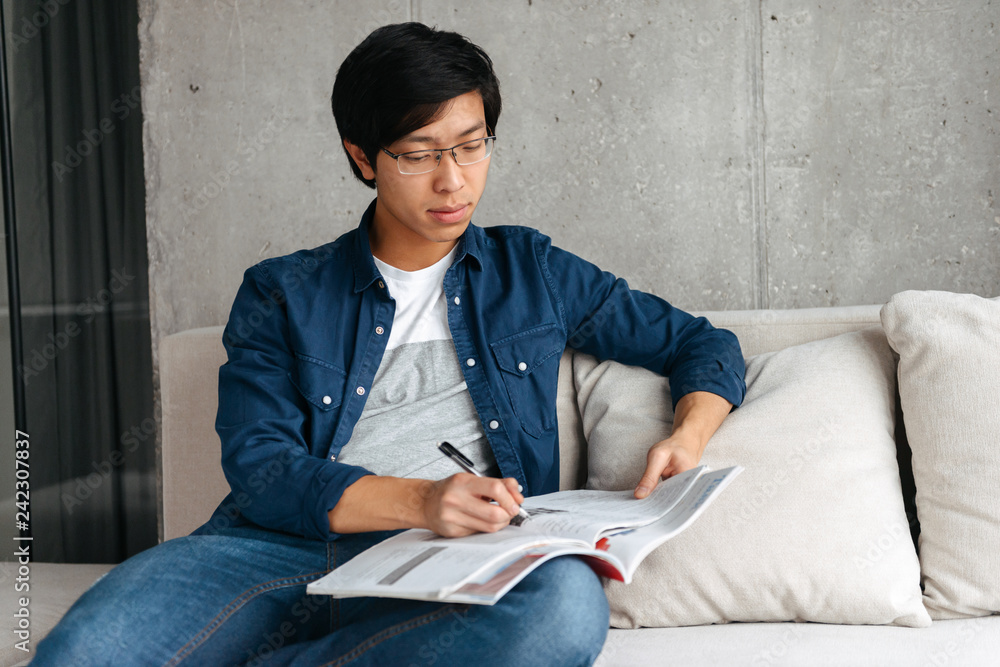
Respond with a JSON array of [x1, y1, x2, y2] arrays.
[[397, 151, 438, 175], [454, 137, 493, 166]]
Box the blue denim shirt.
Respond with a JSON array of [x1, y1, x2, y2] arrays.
[[212, 200, 746, 541]]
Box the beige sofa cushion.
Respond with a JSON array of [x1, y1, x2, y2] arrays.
[[576, 328, 930, 628], [0, 562, 114, 665], [881, 290, 1000, 619], [160, 327, 230, 540]]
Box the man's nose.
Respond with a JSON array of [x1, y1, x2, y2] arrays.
[[433, 150, 465, 190]]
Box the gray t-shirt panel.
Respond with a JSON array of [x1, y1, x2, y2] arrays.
[[334, 334, 500, 479]]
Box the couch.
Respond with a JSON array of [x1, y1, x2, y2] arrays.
[[4, 292, 998, 666]]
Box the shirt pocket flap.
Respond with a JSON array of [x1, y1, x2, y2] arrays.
[[490, 324, 564, 376], [288, 355, 347, 411]]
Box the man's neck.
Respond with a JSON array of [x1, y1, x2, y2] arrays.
[[367, 211, 462, 271], [373, 245, 457, 272], [369, 234, 459, 271]]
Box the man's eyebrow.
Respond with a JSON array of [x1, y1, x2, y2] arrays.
[[400, 121, 487, 145]]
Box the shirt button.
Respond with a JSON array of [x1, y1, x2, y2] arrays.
[[466, 358, 476, 367], [330, 455, 337, 461], [489, 420, 500, 430], [322, 395, 332, 405], [453, 296, 460, 305], [375, 326, 384, 335], [356, 386, 365, 396], [378, 280, 385, 289], [517, 361, 527, 372]]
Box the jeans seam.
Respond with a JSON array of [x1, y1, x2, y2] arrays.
[[319, 605, 461, 667], [162, 570, 329, 666]]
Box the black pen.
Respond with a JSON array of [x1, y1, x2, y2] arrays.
[[437, 441, 531, 525]]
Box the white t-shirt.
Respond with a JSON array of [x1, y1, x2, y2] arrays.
[[335, 246, 501, 479]]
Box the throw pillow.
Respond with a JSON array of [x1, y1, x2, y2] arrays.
[[575, 328, 930, 628], [881, 290, 1000, 619]]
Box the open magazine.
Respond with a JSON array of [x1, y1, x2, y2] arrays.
[[307, 465, 742, 605]]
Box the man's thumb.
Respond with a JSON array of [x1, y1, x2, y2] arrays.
[[634, 469, 660, 499]]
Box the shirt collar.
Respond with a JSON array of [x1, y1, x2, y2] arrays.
[[456, 220, 485, 271], [351, 199, 382, 293], [352, 198, 484, 293]]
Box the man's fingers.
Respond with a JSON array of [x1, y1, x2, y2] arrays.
[[428, 474, 524, 535], [460, 476, 524, 517], [635, 450, 671, 499], [434, 502, 513, 536], [634, 469, 661, 499], [465, 476, 522, 515], [502, 477, 525, 506]]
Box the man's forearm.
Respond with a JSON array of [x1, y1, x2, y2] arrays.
[[327, 476, 433, 534], [670, 390, 734, 458]]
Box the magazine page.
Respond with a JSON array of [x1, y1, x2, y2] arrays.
[[442, 545, 626, 605], [521, 465, 706, 543], [596, 466, 743, 581], [306, 523, 584, 602]]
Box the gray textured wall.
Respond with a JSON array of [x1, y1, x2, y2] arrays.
[[139, 0, 1000, 349]]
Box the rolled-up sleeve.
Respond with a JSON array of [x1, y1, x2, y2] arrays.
[[215, 266, 373, 540], [540, 237, 746, 410]]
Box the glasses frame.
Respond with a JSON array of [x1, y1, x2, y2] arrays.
[[380, 135, 497, 175]]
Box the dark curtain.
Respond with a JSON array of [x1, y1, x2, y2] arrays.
[[6, 0, 154, 562]]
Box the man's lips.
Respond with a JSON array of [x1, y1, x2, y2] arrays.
[[428, 204, 469, 223]]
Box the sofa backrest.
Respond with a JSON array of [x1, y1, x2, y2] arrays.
[[160, 327, 228, 541], [159, 305, 884, 541]]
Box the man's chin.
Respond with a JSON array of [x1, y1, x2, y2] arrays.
[[431, 226, 470, 245], [424, 214, 473, 236]]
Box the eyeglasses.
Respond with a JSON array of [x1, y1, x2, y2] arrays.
[[381, 136, 496, 175]]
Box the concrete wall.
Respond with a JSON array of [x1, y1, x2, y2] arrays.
[[139, 0, 1000, 343]]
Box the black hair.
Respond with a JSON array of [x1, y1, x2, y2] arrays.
[[332, 22, 502, 189]]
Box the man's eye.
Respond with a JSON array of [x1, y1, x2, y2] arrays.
[[402, 153, 433, 163], [461, 143, 482, 153]]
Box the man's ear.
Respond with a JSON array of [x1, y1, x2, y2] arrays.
[[343, 140, 376, 181]]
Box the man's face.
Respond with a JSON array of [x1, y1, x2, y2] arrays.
[[347, 91, 492, 263]]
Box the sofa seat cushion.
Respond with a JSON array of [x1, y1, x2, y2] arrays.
[[881, 291, 1000, 619], [576, 328, 930, 628], [0, 562, 114, 666], [598, 617, 1000, 667]]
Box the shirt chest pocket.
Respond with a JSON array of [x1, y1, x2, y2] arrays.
[[288, 355, 347, 413], [489, 324, 564, 438]]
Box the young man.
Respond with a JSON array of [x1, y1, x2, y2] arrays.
[[33, 22, 744, 666]]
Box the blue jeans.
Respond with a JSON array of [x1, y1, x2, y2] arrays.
[[31, 522, 609, 666]]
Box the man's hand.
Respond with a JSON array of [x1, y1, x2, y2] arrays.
[[422, 474, 525, 537], [328, 473, 524, 537], [634, 432, 703, 499], [633, 391, 734, 499]]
